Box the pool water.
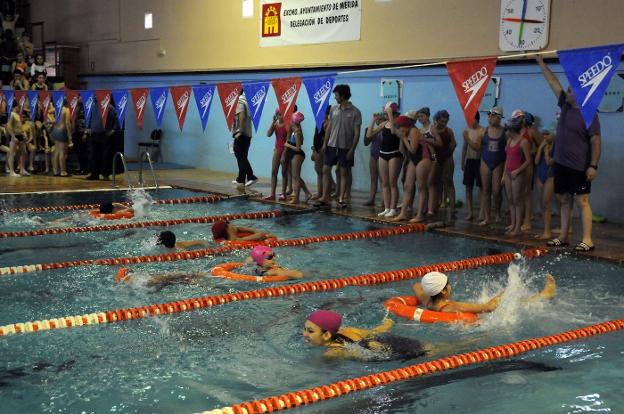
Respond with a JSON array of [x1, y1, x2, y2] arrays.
[[0, 189, 622, 414]]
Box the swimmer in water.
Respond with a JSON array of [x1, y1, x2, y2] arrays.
[[244, 246, 303, 280], [97, 202, 133, 216], [115, 267, 207, 291], [302, 310, 428, 361], [155, 230, 209, 250], [413, 271, 556, 314], [211, 220, 275, 242]]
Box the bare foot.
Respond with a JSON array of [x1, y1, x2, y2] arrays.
[[508, 229, 521, 236], [536, 233, 552, 240], [539, 274, 556, 299], [505, 224, 513, 232], [310, 193, 321, 201], [288, 199, 300, 205], [409, 215, 426, 223], [465, 213, 474, 221], [478, 220, 489, 227], [391, 215, 408, 222], [521, 224, 532, 231]]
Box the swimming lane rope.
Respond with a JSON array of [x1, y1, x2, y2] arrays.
[[0, 223, 426, 276], [198, 317, 624, 414], [0, 246, 543, 336], [0, 210, 283, 239], [0, 195, 225, 214]]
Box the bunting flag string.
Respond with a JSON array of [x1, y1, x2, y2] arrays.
[[38, 90, 51, 118], [193, 84, 216, 131], [243, 81, 270, 132], [0, 43, 617, 135]]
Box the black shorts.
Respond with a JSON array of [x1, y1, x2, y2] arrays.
[[463, 158, 482, 187], [554, 163, 591, 195], [324, 146, 354, 167]]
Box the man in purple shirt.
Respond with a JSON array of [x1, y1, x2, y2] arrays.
[[536, 55, 601, 252]]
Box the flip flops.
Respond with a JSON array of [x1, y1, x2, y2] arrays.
[[547, 238, 569, 247], [573, 242, 595, 252]]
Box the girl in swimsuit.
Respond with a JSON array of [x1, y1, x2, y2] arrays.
[[303, 310, 428, 361], [363, 111, 382, 206], [503, 117, 532, 236], [479, 107, 506, 226], [366, 102, 403, 218], [413, 271, 556, 314], [392, 112, 431, 222], [264, 110, 289, 201], [246, 246, 303, 280], [535, 131, 556, 239], [432, 110, 457, 212], [283, 111, 312, 204]]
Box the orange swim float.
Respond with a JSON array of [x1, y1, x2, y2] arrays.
[[89, 209, 134, 220], [211, 262, 289, 283], [383, 296, 478, 324]]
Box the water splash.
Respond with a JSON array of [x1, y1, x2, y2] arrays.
[[128, 189, 154, 219]]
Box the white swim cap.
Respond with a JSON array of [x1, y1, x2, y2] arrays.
[[422, 271, 448, 296]]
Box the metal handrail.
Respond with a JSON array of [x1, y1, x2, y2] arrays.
[[138, 151, 159, 189], [111, 152, 132, 189]]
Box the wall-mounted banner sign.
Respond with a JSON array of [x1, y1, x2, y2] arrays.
[[260, 0, 361, 47]]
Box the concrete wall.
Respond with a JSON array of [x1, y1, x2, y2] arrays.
[[84, 60, 624, 221], [32, 0, 624, 74]]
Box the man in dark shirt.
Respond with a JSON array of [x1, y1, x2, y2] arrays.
[[86, 96, 118, 180], [536, 55, 601, 252]]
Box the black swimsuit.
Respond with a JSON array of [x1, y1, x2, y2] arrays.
[[379, 127, 402, 161]]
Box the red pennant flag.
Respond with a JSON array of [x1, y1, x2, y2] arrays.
[[169, 85, 192, 131], [271, 77, 302, 131], [38, 91, 52, 116], [446, 58, 497, 126], [130, 88, 149, 130], [95, 89, 112, 126], [15, 90, 27, 112], [216, 82, 242, 130], [65, 90, 80, 120]]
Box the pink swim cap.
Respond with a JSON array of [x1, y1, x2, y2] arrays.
[[291, 111, 305, 125], [306, 310, 342, 334], [251, 245, 273, 265]]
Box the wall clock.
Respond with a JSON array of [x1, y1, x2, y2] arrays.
[[499, 0, 551, 51]]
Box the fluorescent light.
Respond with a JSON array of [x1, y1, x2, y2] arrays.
[[242, 0, 253, 18], [144, 13, 153, 29]]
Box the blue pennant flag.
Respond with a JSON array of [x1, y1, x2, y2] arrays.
[[303, 74, 336, 130], [112, 90, 129, 128], [192, 84, 216, 131], [150, 87, 169, 128], [243, 81, 270, 132], [4, 90, 15, 115], [79, 90, 95, 128], [52, 90, 65, 124], [557, 43, 624, 127], [27, 91, 38, 121]]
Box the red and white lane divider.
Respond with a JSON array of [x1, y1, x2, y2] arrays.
[[0, 224, 425, 276], [0, 195, 225, 214], [0, 247, 544, 336], [199, 317, 624, 414], [0, 210, 282, 239]]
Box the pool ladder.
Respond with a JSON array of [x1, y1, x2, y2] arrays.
[[111, 151, 159, 190]]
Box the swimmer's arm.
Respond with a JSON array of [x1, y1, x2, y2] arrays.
[[407, 127, 421, 153], [368, 317, 394, 335], [535, 140, 546, 165], [236, 226, 274, 240], [412, 283, 431, 306], [175, 240, 208, 249], [112, 203, 132, 213], [264, 267, 304, 279], [323, 348, 356, 359], [448, 128, 457, 153], [461, 131, 468, 168], [443, 294, 502, 314]]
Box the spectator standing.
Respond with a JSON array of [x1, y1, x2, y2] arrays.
[[86, 96, 118, 180], [231, 90, 257, 187], [536, 55, 601, 252], [315, 84, 362, 208], [50, 98, 72, 176], [461, 112, 483, 221], [264, 109, 289, 201], [363, 109, 382, 206]]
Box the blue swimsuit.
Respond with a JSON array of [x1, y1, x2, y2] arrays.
[[481, 128, 506, 171]]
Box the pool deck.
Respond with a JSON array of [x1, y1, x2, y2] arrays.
[[1, 168, 623, 264]]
